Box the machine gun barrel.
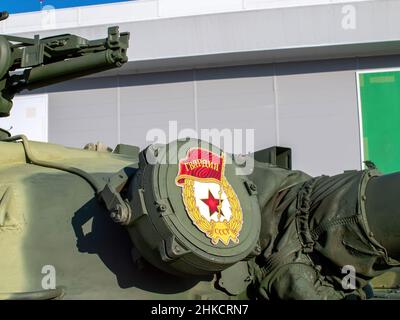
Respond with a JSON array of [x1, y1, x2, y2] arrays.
[[0, 20, 129, 117], [24, 49, 124, 90]]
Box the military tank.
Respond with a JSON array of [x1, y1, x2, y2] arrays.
[[0, 11, 399, 300]]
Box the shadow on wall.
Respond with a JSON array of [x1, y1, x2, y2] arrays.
[[24, 54, 400, 95]]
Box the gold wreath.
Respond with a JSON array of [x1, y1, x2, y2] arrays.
[[182, 178, 243, 245]]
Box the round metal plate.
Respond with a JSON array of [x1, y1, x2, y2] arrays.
[[127, 139, 261, 276]]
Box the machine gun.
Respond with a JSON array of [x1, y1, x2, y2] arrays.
[[0, 11, 129, 117]]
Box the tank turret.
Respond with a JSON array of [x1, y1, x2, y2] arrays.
[[0, 11, 399, 302]]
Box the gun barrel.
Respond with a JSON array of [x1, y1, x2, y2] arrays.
[[365, 172, 400, 260], [25, 49, 126, 91], [0, 26, 129, 117]]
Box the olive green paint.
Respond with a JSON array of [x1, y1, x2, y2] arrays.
[[0, 140, 234, 299]]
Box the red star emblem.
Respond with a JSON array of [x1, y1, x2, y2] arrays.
[[201, 190, 224, 218]]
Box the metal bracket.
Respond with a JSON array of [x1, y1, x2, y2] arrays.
[[244, 180, 258, 196], [217, 261, 253, 296], [159, 236, 190, 262], [253, 146, 292, 170], [99, 168, 135, 226]]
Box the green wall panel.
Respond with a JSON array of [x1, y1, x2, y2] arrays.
[[359, 71, 400, 174]]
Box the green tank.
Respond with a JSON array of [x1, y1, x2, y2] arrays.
[[0, 11, 399, 300]]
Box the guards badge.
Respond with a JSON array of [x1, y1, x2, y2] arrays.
[[175, 148, 243, 245]]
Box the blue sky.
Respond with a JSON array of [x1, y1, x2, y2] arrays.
[[2, 0, 133, 14]]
